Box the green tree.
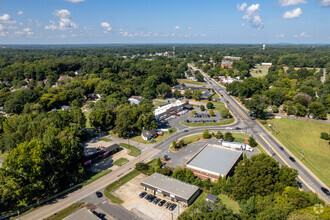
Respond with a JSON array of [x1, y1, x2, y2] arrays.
[[209, 109, 215, 117], [224, 132, 234, 142], [173, 89, 181, 99], [215, 131, 224, 139], [245, 95, 270, 119], [89, 107, 114, 131], [308, 101, 326, 119], [249, 136, 258, 147], [184, 89, 192, 99], [203, 129, 211, 139], [156, 82, 172, 99], [206, 102, 214, 109], [192, 90, 202, 101], [200, 105, 205, 111]]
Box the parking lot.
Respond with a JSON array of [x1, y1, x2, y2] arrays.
[[112, 174, 184, 220]]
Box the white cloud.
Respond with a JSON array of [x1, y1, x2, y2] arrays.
[[0, 31, 9, 37], [0, 14, 16, 24], [0, 24, 4, 31], [65, 0, 85, 3], [17, 11, 23, 15], [101, 22, 112, 33], [35, 19, 42, 27], [45, 9, 78, 31], [240, 4, 264, 30], [283, 8, 303, 19], [23, 28, 31, 32], [321, 0, 330, 7], [294, 32, 310, 37], [278, 0, 307, 6], [19, 22, 23, 26], [276, 33, 285, 38], [237, 3, 247, 11], [174, 25, 180, 30], [241, 23, 245, 27], [188, 26, 192, 30]]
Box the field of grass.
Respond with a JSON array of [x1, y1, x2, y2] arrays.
[[264, 118, 330, 187], [100, 137, 112, 142], [178, 78, 207, 86], [180, 118, 235, 127], [119, 143, 141, 157], [83, 110, 92, 129], [83, 169, 112, 186], [104, 170, 140, 204], [131, 128, 177, 144], [45, 202, 85, 220], [250, 66, 270, 78], [153, 100, 167, 107], [217, 194, 240, 214], [113, 158, 129, 166], [181, 134, 201, 145]]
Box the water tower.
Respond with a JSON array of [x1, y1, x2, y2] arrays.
[[263, 44, 266, 50]]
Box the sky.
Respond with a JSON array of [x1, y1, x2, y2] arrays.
[[0, 0, 329, 44]]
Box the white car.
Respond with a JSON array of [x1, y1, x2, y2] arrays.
[[226, 127, 232, 130]]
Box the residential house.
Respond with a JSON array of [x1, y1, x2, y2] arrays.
[[141, 129, 157, 141]]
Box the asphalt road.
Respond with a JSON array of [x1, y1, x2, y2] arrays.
[[190, 64, 330, 204]]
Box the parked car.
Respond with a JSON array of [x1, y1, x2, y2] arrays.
[[321, 187, 330, 195], [139, 192, 147, 198], [153, 198, 161, 205], [279, 146, 284, 151], [148, 195, 156, 202], [165, 202, 172, 209], [226, 127, 232, 130], [96, 191, 103, 198], [169, 203, 177, 211], [175, 114, 180, 116], [145, 194, 152, 200], [158, 200, 166, 207], [149, 140, 156, 143], [289, 156, 296, 162]]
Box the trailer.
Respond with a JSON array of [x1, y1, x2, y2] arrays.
[[218, 140, 253, 152]]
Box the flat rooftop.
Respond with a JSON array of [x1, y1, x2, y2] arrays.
[[186, 144, 243, 176], [64, 207, 99, 220], [141, 173, 199, 200]]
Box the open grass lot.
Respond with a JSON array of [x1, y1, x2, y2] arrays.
[[181, 118, 234, 127], [104, 170, 140, 204], [217, 194, 240, 214], [153, 100, 167, 107], [131, 128, 177, 144], [83, 169, 112, 186], [100, 137, 112, 142], [264, 118, 330, 187], [250, 66, 270, 78], [83, 110, 92, 129], [181, 134, 201, 145], [119, 143, 141, 157], [45, 202, 85, 220], [178, 78, 207, 86], [113, 158, 129, 166]]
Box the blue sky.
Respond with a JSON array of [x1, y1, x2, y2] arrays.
[[0, 0, 329, 44]]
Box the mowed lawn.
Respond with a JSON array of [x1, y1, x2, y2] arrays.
[[265, 118, 330, 187], [250, 66, 270, 78], [178, 79, 207, 86]]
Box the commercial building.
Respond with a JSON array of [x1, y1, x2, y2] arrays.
[[261, 62, 272, 67], [186, 144, 243, 182], [83, 144, 120, 166], [141, 173, 200, 206], [128, 96, 143, 105], [154, 99, 186, 120]]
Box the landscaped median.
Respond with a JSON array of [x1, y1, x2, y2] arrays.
[[113, 158, 129, 166], [45, 202, 86, 220], [104, 170, 141, 204], [119, 143, 141, 157]]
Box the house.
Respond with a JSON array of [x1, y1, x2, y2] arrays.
[[87, 93, 101, 100], [206, 194, 218, 203], [74, 70, 82, 75], [261, 62, 272, 67], [60, 105, 71, 111], [128, 96, 143, 105], [58, 75, 73, 81], [221, 60, 233, 69], [202, 91, 214, 99], [141, 129, 157, 140]]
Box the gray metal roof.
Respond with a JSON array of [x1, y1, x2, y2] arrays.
[[141, 173, 199, 200], [186, 144, 242, 176], [206, 194, 218, 202]]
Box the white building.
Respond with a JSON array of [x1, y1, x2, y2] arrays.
[[261, 63, 272, 67], [128, 96, 143, 105], [154, 99, 185, 120]]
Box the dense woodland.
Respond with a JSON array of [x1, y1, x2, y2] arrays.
[[0, 45, 329, 214]]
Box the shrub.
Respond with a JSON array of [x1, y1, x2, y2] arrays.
[[178, 139, 184, 148], [320, 132, 329, 140], [272, 106, 279, 113], [207, 102, 214, 109], [200, 105, 205, 111], [249, 136, 258, 147], [209, 109, 215, 117], [216, 131, 224, 139], [224, 132, 234, 142], [203, 129, 211, 139]]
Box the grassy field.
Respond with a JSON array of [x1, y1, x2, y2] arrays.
[[113, 158, 129, 166], [264, 118, 330, 187], [181, 134, 201, 145], [153, 100, 167, 107], [104, 170, 140, 204], [180, 118, 235, 127], [217, 194, 240, 214], [250, 66, 270, 78], [131, 128, 177, 144], [119, 143, 141, 157], [45, 202, 85, 220], [83, 110, 92, 129], [83, 169, 112, 186], [100, 137, 112, 142], [178, 79, 207, 86]]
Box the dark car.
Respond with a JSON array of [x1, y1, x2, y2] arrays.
[[139, 192, 147, 198], [169, 203, 177, 211], [289, 156, 296, 162], [153, 198, 161, 205], [149, 140, 156, 143], [148, 195, 156, 202], [235, 127, 240, 130], [279, 146, 284, 151], [145, 194, 152, 200], [158, 200, 166, 207], [165, 202, 172, 209], [321, 187, 330, 195], [96, 191, 103, 198]]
